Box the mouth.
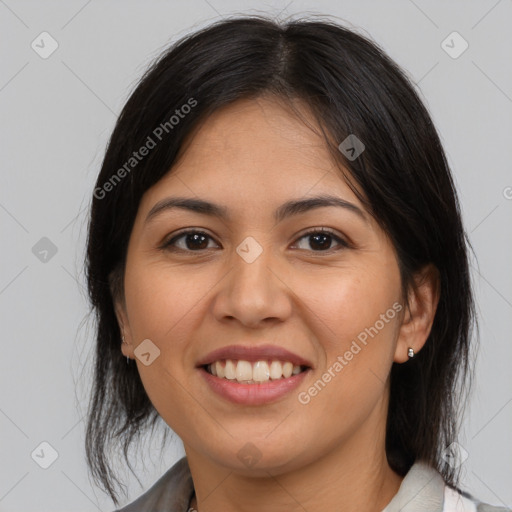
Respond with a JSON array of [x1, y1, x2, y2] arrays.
[[195, 344, 313, 405], [198, 362, 312, 405], [200, 359, 310, 385]]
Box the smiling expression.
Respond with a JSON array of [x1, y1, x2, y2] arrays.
[[115, 94, 415, 473]]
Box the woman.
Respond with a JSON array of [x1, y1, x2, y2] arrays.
[[84, 15, 510, 512]]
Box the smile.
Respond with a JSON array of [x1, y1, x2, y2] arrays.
[[205, 358, 306, 384]]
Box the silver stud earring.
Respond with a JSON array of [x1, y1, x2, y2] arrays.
[[407, 347, 415, 358]]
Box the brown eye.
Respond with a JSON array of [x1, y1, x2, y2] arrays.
[[163, 231, 219, 252], [293, 229, 349, 252]]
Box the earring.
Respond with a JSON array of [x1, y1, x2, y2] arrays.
[[122, 335, 130, 364], [407, 347, 415, 358]]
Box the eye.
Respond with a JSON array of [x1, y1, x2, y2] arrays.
[[292, 228, 349, 252], [162, 230, 220, 252]]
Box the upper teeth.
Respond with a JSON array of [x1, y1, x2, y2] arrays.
[[208, 359, 303, 383]]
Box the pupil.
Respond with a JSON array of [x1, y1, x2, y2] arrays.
[[187, 233, 208, 250], [310, 233, 331, 250]]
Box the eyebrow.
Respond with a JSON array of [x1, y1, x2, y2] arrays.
[[144, 194, 367, 225]]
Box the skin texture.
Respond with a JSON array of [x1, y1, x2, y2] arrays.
[[115, 95, 440, 512]]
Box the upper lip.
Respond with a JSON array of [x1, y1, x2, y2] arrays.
[[196, 344, 313, 368]]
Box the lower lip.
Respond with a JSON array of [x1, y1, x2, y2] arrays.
[[198, 366, 311, 405]]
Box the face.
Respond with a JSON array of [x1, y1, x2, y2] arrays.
[[115, 95, 419, 475]]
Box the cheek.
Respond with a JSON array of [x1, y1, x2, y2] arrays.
[[292, 272, 399, 434], [123, 262, 210, 425], [290, 263, 400, 398], [292, 263, 400, 347], [124, 261, 209, 342]]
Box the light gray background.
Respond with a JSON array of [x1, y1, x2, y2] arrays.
[[1, 1, 511, 511]]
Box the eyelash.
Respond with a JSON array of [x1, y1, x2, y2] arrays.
[[160, 228, 350, 254]]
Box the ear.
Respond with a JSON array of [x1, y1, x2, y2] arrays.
[[114, 300, 135, 360], [109, 265, 135, 360], [394, 263, 440, 363]]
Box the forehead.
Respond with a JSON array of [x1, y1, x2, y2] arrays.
[[174, 96, 333, 176], [138, 96, 364, 221]]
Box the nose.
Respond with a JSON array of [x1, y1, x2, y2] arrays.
[[211, 239, 293, 328]]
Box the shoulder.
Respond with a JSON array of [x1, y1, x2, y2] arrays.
[[444, 485, 511, 512], [111, 456, 194, 512]]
